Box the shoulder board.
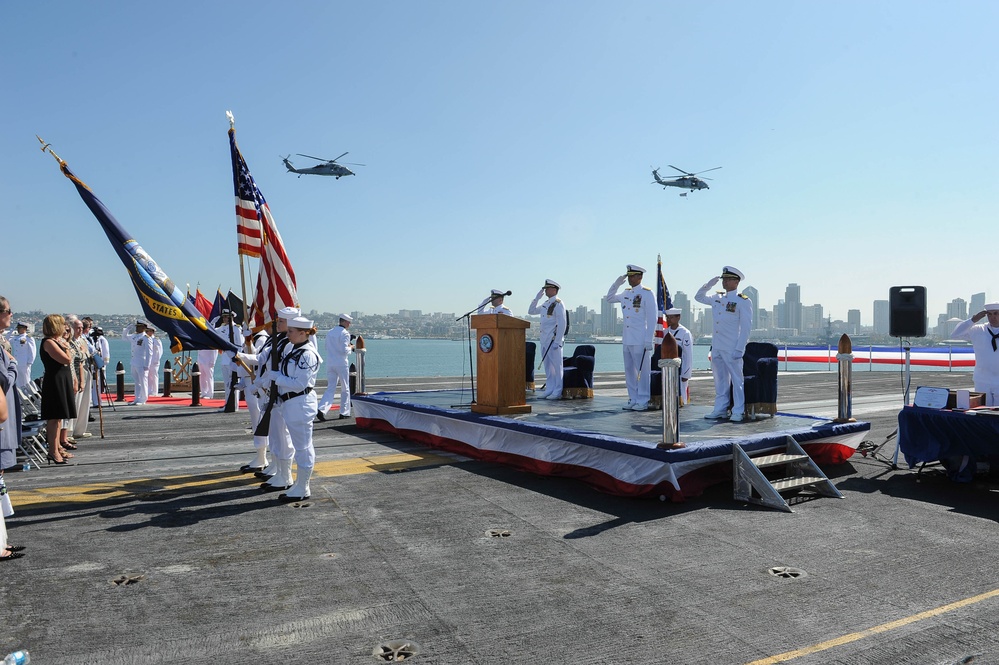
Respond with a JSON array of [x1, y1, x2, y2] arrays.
[[739, 293, 749, 299]]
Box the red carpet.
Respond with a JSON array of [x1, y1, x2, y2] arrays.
[[116, 394, 338, 412]]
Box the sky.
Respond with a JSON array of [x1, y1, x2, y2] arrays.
[[3, 1, 997, 325]]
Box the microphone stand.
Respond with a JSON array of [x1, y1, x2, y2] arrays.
[[454, 303, 486, 408]]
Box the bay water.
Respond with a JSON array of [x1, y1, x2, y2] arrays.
[[28, 337, 970, 382]]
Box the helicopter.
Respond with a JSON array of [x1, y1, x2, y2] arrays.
[[651, 165, 722, 195], [282, 152, 364, 178]]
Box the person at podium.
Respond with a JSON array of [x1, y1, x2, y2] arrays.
[[529, 279, 567, 400], [476, 289, 512, 316], [952, 302, 999, 406]]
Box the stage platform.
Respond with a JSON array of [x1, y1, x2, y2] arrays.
[[354, 390, 870, 501]]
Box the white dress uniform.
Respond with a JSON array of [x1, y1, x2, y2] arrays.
[[238, 328, 271, 470], [196, 348, 218, 399], [606, 267, 659, 409], [528, 282, 567, 399], [145, 333, 163, 397], [122, 324, 153, 405], [8, 328, 36, 389], [476, 290, 513, 316], [666, 322, 694, 404], [272, 326, 322, 500], [695, 268, 753, 420], [243, 333, 295, 486], [71, 334, 94, 437], [214, 322, 245, 409], [952, 310, 999, 405], [91, 333, 110, 404], [317, 319, 353, 418]]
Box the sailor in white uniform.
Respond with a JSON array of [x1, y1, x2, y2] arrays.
[[664, 308, 694, 405], [317, 314, 354, 420], [214, 309, 245, 410], [90, 326, 110, 404], [144, 326, 163, 397], [695, 266, 753, 421], [196, 345, 218, 400], [237, 325, 271, 471], [240, 306, 300, 489], [952, 302, 999, 405], [271, 316, 322, 502], [476, 290, 513, 316], [122, 320, 152, 405], [8, 322, 36, 389], [528, 279, 567, 400], [606, 264, 659, 410]]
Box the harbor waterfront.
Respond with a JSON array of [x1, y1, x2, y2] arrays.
[[3, 369, 998, 664], [32, 337, 976, 384]]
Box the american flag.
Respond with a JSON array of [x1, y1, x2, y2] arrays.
[[229, 128, 298, 328], [654, 254, 673, 345]]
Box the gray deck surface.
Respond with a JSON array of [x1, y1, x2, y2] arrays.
[[3, 369, 998, 665]]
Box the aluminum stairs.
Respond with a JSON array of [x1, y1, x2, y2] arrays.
[[733, 436, 843, 512]]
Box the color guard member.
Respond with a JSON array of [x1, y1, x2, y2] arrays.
[[664, 307, 693, 405], [8, 322, 36, 389]]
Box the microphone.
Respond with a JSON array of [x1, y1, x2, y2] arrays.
[[502, 290, 512, 296]]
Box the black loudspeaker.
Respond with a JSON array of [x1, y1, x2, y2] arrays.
[[889, 286, 927, 337]]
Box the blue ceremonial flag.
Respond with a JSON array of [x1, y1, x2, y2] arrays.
[[210, 289, 227, 323], [54, 160, 239, 355], [654, 255, 673, 345]]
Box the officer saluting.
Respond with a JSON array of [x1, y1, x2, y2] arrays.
[[695, 266, 753, 421], [606, 264, 658, 411], [476, 289, 512, 316], [528, 279, 567, 400]]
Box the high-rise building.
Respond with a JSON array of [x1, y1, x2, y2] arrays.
[[785, 283, 802, 334], [873, 300, 889, 335], [672, 291, 691, 327], [847, 309, 861, 335], [970, 292, 986, 315], [946, 298, 967, 321], [801, 304, 823, 334], [742, 286, 759, 330], [600, 298, 617, 336]]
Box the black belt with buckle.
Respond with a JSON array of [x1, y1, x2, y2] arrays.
[[278, 386, 313, 401]]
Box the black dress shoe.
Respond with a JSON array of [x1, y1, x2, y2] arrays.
[[260, 482, 291, 492], [88, 415, 96, 422], [278, 493, 309, 503], [338, 414, 351, 420], [315, 411, 326, 422], [253, 470, 275, 479], [239, 464, 263, 474]]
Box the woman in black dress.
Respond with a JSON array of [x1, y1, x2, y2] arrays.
[[39, 314, 77, 464]]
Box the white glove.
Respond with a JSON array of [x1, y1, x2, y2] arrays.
[[705, 276, 720, 288], [645, 344, 654, 353], [613, 275, 627, 287], [536, 288, 545, 299]]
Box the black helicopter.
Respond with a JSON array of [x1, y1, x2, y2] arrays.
[[652, 165, 722, 195], [282, 152, 364, 178]]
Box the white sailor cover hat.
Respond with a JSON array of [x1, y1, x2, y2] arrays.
[[626, 264, 646, 275], [339, 313, 354, 322], [721, 266, 745, 280], [985, 303, 999, 312], [490, 289, 506, 297], [544, 279, 560, 290], [665, 307, 682, 316], [288, 316, 314, 329], [15, 321, 28, 328], [220, 308, 232, 315], [277, 306, 301, 320], [135, 319, 147, 326]]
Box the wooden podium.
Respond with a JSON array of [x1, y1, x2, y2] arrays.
[[470, 314, 532, 415]]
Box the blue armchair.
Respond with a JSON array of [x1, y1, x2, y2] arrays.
[[526, 342, 537, 392], [561, 344, 595, 399]]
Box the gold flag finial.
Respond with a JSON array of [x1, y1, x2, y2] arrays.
[[36, 134, 63, 164]]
